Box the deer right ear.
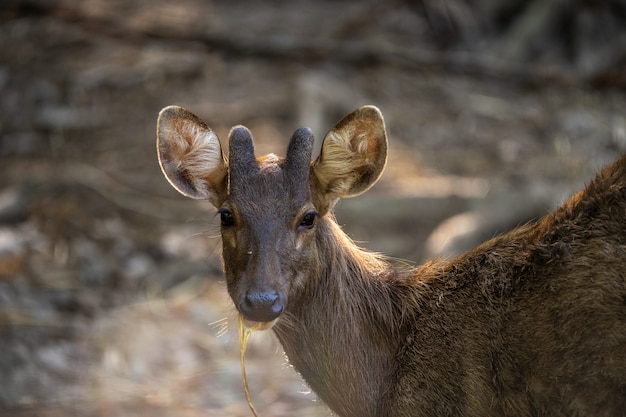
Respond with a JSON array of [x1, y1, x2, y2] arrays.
[[157, 106, 227, 207], [312, 105, 387, 212]]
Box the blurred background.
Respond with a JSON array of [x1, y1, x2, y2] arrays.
[[0, 0, 625, 416]]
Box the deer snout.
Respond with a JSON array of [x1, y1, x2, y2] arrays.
[[240, 289, 284, 323]]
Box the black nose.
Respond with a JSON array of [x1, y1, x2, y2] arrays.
[[240, 290, 284, 322]]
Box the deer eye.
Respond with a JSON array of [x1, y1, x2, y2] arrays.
[[299, 212, 317, 230], [218, 209, 234, 227]]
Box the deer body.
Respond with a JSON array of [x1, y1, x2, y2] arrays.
[[157, 105, 626, 417]]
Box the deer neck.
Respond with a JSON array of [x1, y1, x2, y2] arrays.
[[273, 218, 399, 417]]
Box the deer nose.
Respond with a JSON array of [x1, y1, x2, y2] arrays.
[[240, 290, 284, 322]]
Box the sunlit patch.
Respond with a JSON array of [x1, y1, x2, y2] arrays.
[[257, 153, 280, 168]]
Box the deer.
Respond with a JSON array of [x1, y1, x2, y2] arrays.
[[156, 105, 626, 417]]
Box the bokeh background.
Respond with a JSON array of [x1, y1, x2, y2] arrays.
[[1, 1, 625, 416]]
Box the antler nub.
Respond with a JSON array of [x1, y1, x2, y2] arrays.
[[229, 126, 260, 186], [285, 127, 314, 184]]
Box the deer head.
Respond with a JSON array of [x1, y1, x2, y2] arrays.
[[157, 105, 387, 326]]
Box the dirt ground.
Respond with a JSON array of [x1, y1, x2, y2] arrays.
[[0, 1, 625, 416]]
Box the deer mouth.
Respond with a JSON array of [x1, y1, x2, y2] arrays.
[[241, 317, 276, 331]]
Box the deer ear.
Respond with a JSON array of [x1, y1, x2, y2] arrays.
[[312, 106, 387, 209], [157, 106, 227, 207]]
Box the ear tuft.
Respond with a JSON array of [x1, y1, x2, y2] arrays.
[[156, 106, 227, 206], [312, 106, 387, 211]]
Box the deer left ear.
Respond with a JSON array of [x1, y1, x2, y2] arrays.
[[156, 106, 228, 207], [312, 106, 387, 210]]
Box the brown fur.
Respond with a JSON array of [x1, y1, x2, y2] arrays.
[[156, 105, 626, 417]]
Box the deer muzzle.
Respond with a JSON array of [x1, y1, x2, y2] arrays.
[[239, 288, 285, 324]]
